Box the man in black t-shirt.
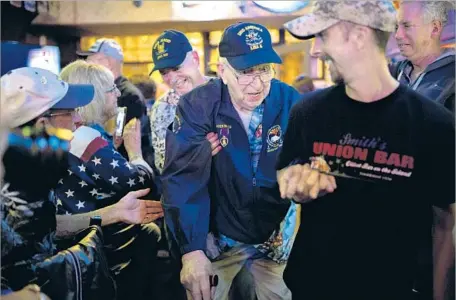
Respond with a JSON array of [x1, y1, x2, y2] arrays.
[[280, 1, 455, 300]]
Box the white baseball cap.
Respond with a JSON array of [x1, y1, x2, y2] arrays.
[[1, 67, 95, 128]]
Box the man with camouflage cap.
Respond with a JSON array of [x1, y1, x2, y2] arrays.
[[278, 1, 455, 299]]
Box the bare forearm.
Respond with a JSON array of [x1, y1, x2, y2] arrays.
[[56, 205, 120, 237]]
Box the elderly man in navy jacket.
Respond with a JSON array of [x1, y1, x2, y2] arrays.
[[162, 22, 301, 300]]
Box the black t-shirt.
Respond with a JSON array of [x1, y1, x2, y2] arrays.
[[277, 84, 455, 300]]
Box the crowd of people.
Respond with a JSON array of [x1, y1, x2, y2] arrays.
[[1, 1, 454, 300]]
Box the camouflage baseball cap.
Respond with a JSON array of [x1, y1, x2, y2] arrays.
[[284, 1, 397, 40]]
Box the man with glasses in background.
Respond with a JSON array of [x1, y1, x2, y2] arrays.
[[161, 22, 302, 300]]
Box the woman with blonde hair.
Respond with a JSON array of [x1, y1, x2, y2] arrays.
[[60, 60, 119, 129], [57, 60, 162, 300]]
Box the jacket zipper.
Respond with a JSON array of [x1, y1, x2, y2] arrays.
[[249, 137, 257, 187], [65, 250, 83, 300]]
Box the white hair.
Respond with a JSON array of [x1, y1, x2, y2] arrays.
[[60, 60, 115, 125], [421, 1, 452, 26], [184, 50, 194, 62], [218, 57, 229, 66]]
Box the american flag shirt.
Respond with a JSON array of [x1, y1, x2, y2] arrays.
[[53, 124, 155, 273], [54, 124, 153, 215]]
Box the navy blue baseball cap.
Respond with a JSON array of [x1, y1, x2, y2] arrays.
[[219, 22, 282, 70], [150, 30, 193, 75]]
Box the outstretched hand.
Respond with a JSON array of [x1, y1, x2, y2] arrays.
[[114, 188, 164, 224]]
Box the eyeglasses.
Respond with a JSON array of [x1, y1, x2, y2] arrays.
[[226, 63, 275, 86], [106, 84, 120, 96], [44, 110, 76, 118]]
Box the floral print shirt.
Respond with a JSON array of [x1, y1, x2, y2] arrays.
[[150, 89, 181, 174]]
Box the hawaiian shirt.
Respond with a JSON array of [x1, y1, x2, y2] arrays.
[[150, 89, 180, 174]]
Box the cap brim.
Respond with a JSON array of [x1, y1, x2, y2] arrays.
[[149, 52, 187, 76], [75, 50, 96, 58], [226, 49, 282, 71], [284, 13, 340, 40], [52, 84, 95, 109]]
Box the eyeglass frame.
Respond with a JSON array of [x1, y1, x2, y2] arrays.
[[43, 109, 77, 118], [105, 84, 120, 94], [224, 62, 275, 86]]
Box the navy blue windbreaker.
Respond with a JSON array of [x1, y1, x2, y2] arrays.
[[161, 78, 301, 254]]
